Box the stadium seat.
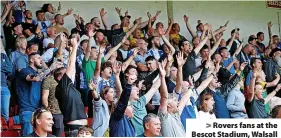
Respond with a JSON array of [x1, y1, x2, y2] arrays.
[[88, 118, 93, 127], [1, 117, 9, 130], [8, 117, 21, 130]]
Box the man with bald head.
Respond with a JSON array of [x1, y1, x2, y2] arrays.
[[54, 14, 69, 36], [43, 26, 56, 50]]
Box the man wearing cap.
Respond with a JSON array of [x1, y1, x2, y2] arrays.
[[264, 48, 281, 97], [228, 28, 241, 55]]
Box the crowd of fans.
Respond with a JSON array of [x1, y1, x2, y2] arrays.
[[1, 1, 281, 137]]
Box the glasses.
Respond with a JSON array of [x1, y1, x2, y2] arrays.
[[32, 108, 49, 123]]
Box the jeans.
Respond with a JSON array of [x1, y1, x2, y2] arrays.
[[19, 111, 33, 136], [52, 114, 64, 137], [1, 86, 11, 122]]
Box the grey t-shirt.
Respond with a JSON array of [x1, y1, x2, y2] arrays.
[[158, 110, 185, 137], [249, 98, 269, 118]]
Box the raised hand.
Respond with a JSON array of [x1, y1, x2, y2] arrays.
[[113, 61, 121, 75], [155, 10, 161, 17], [125, 10, 129, 16], [268, 21, 273, 28], [132, 48, 139, 57], [67, 8, 73, 16], [128, 74, 137, 84], [88, 80, 97, 91], [167, 52, 173, 63], [5, 1, 11, 11], [224, 20, 229, 27], [58, 2, 61, 11], [99, 8, 107, 17], [176, 52, 186, 67], [183, 15, 188, 23], [158, 61, 166, 77], [168, 18, 173, 25], [147, 12, 152, 18], [70, 37, 78, 48], [115, 7, 121, 15], [239, 62, 248, 71]]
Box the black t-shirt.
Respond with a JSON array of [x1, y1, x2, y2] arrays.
[[3, 24, 16, 51], [97, 28, 124, 46], [55, 74, 87, 124], [25, 132, 55, 137], [22, 22, 37, 38], [182, 51, 197, 80]]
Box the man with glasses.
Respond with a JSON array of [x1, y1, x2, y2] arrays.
[[27, 108, 55, 137]]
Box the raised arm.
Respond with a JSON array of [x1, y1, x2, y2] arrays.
[[144, 78, 161, 104], [121, 48, 138, 72], [175, 52, 186, 93], [111, 74, 135, 121], [265, 84, 281, 104], [104, 18, 140, 61], [266, 73, 280, 87], [99, 8, 108, 30], [268, 21, 273, 46], [228, 28, 237, 49], [66, 38, 78, 82], [196, 74, 214, 93], [178, 88, 193, 115], [213, 20, 228, 36], [93, 44, 106, 79], [1, 2, 11, 23], [84, 30, 95, 61], [183, 15, 197, 38], [113, 61, 123, 99], [164, 18, 173, 36], [146, 12, 153, 36], [225, 57, 237, 71], [232, 40, 244, 57], [194, 34, 209, 55], [158, 61, 168, 114], [210, 36, 223, 56], [159, 28, 175, 55]]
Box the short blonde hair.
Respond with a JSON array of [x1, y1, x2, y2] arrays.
[[15, 36, 27, 49]]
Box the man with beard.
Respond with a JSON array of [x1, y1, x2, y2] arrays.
[[147, 36, 163, 60], [54, 14, 69, 36], [22, 10, 43, 43], [265, 48, 281, 97], [17, 52, 61, 136], [26, 108, 55, 137]]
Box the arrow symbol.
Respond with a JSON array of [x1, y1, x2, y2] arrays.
[[206, 123, 211, 128]]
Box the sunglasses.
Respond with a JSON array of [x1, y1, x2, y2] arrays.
[[32, 108, 49, 127]]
